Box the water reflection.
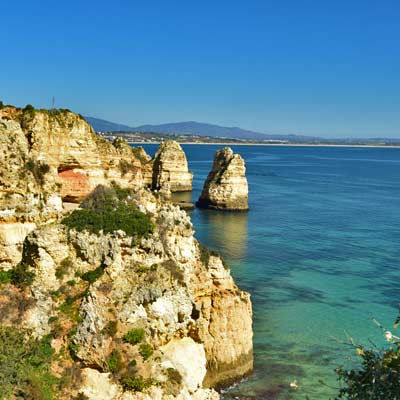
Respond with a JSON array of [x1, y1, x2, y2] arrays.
[[196, 209, 248, 260]]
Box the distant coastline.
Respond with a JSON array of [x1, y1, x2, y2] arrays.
[[126, 141, 400, 149], [99, 131, 400, 148]]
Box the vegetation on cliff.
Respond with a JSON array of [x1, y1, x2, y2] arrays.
[[0, 327, 57, 400], [61, 185, 154, 238]]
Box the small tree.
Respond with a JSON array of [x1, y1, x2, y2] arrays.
[[334, 314, 400, 399]]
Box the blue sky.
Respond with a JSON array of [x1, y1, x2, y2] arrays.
[[1, 0, 399, 138]]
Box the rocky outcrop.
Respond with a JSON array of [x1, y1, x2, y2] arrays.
[[1, 186, 252, 398], [0, 106, 149, 267], [0, 104, 253, 399], [0, 106, 147, 205], [196, 148, 249, 211], [151, 141, 193, 192]]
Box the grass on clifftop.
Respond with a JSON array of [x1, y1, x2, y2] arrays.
[[62, 185, 154, 238]]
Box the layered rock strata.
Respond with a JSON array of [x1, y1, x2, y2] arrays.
[[0, 105, 253, 399], [196, 147, 249, 211], [1, 187, 252, 399], [0, 106, 149, 267], [151, 140, 193, 192]]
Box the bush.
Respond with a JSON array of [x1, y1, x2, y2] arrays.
[[23, 104, 35, 112], [139, 343, 153, 360], [0, 270, 12, 284], [121, 375, 148, 392], [11, 262, 35, 288], [59, 291, 86, 322], [106, 349, 121, 372], [0, 326, 57, 399], [123, 328, 145, 345], [334, 316, 400, 399], [102, 320, 118, 337], [80, 266, 104, 283], [55, 257, 74, 279], [62, 186, 154, 238], [0, 100, 4, 109]]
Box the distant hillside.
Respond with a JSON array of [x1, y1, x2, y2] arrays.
[[84, 117, 300, 140], [84, 117, 136, 132], [133, 121, 273, 140]]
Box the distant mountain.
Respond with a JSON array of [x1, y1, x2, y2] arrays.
[[84, 117, 136, 133], [133, 121, 274, 140], [84, 117, 299, 140]]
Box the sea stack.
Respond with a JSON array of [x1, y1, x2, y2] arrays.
[[197, 147, 249, 211], [152, 140, 193, 192]]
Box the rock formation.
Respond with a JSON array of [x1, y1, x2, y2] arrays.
[[151, 140, 193, 192], [197, 147, 249, 211], [0, 105, 253, 399], [0, 105, 149, 267]]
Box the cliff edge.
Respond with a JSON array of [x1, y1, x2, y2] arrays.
[[0, 105, 253, 399]]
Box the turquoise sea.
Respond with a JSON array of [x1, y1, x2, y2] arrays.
[[142, 144, 400, 400]]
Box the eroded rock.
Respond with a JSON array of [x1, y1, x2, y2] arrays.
[[196, 147, 248, 211], [151, 141, 193, 192]]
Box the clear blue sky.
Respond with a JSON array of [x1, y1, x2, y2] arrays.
[[1, 0, 399, 138]]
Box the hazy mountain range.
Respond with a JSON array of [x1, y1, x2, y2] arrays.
[[84, 116, 400, 144], [84, 116, 312, 141]]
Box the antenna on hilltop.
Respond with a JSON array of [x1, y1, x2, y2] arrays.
[[51, 96, 55, 110]]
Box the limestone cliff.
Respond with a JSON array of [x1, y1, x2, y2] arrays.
[[0, 105, 253, 399], [0, 106, 148, 267], [151, 140, 193, 192], [196, 148, 249, 211], [0, 186, 252, 399]]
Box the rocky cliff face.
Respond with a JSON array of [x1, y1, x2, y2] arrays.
[[196, 148, 249, 211], [0, 106, 148, 267], [151, 141, 193, 192], [0, 106, 253, 399], [1, 107, 146, 202], [0, 186, 252, 399]]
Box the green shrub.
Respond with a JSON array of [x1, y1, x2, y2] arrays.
[[11, 262, 35, 288], [334, 316, 400, 399], [81, 266, 104, 283], [68, 341, 80, 358], [121, 375, 148, 392], [139, 343, 153, 360], [23, 104, 35, 112], [0, 326, 57, 399], [102, 320, 118, 337], [123, 328, 145, 345], [0, 270, 12, 284], [106, 349, 121, 372], [62, 203, 153, 238], [59, 291, 86, 322], [55, 257, 74, 279], [0, 100, 4, 109]]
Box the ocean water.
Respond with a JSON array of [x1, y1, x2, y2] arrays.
[[141, 144, 400, 400]]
